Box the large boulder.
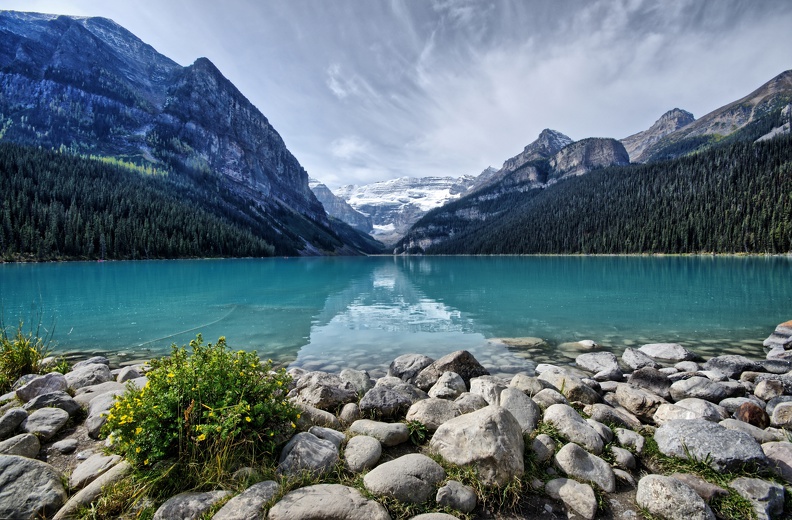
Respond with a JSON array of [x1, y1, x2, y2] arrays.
[[344, 435, 381, 473], [23, 391, 81, 416], [268, 484, 391, 520], [639, 343, 700, 361], [627, 367, 672, 399], [363, 454, 445, 504], [290, 372, 357, 411], [553, 442, 615, 493], [212, 481, 280, 520], [669, 377, 731, 403], [20, 407, 69, 440], [51, 461, 132, 520], [359, 386, 412, 419], [428, 371, 467, 399], [0, 455, 67, 519], [762, 441, 792, 484], [69, 453, 122, 489], [654, 419, 767, 472], [576, 352, 622, 381], [277, 432, 339, 476], [615, 384, 667, 421], [622, 348, 660, 370], [538, 368, 600, 405], [430, 405, 523, 486], [414, 351, 489, 391], [65, 364, 113, 391], [405, 398, 460, 432], [469, 376, 508, 405], [703, 355, 761, 379], [388, 354, 434, 384], [543, 404, 604, 454], [339, 368, 374, 396], [15, 373, 67, 403], [499, 387, 541, 434], [0, 433, 40, 458], [349, 419, 409, 447], [636, 474, 714, 520]]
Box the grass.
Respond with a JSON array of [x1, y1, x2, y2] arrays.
[[0, 317, 62, 394]]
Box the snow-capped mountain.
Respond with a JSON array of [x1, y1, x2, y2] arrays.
[[333, 175, 478, 244]]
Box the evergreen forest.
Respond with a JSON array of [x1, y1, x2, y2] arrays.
[[418, 135, 792, 255]]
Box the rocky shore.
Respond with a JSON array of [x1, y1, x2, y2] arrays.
[[2, 321, 792, 519]]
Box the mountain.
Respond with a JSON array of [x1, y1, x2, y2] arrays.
[[334, 175, 478, 245], [0, 10, 375, 256], [636, 70, 792, 163], [620, 108, 695, 162], [309, 178, 373, 233], [395, 132, 630, 253]]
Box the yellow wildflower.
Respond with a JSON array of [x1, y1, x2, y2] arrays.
[[197, 433, 206, 442], [296, 413, 301, 419], [144, 459, 149, 465], [167, 372, 175, 378], [135, 447, 141, 453], [135, 427, 142, 435], [245, 416, 251, 423], [290, 422, 296, 428]]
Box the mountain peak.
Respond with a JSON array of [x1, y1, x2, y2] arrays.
[[620, 108, 695, 162]]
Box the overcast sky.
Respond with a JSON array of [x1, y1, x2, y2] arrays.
[[4, 1, 792, 188]]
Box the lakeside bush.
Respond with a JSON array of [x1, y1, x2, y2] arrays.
[[0, 321, 52, 393], [101, 335, 298, 468]]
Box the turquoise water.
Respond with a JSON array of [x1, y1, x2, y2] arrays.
[[0, 256, 790, 376]]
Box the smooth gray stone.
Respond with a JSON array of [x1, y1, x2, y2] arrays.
[[73, 381, 126, 406], [538, 368, 600, 405], [499, 387, 540, 434], [65, 364, 113, 391], [152, 491, 231, 520], [545, 478, 597, 520], [52, 461, 132, 520], [212, 480, 280, 520], [530, 387, 569, 409], [622, 348, 660, 370], [268, 484, 391, 520], [0, 433, 40, 458], [364, 453, 445, 504], [72, 356, 110, 370], [553, 442, 615, 493], [359, 385, 412, 418], [50, 438, 79, 454], [15, 373, 67, 403], [344, 435, 381, 473], [469, 375, 508, 406], [308, 426, 345, 449], [414, 350, 489, 391], [509, 373, 548, 396], [543, 404, 603, 454], [349, 419, 409, 447], [277, 432, 339, 476], [636, 474, 714, 520], [654, 419, 767, 471], [669, 376, 730, 403], [405, 398, 460, 432], [436, 480, 477, 514], [340, 368, 374, 395], [453, 392, 488, 413], [628, 367, 672, 399], [639, 343, 699, 361], [291, 371, 357, 411], [576, 351, 620, 375], [762, 442, 792, 484], [583, 402, 642, 429], [69, 453, 122, 489], [719, 419, 784, 444], [339, 402, 361, 426], [116, 366, 142, 383], [532, 434, 557, 464], [614, 383, 666, 421], [428, 371, 467, 399], [388, 354, 434, 384], [729, 477, 784, 520], [615, 428, 646, 454], [0, 455, 67, 519], [0, 408, 28, 440], [294, 403, 342, 430], [20, 407, 69, 440], [703, 355, 761, 379], [611, 446, 636, 470]]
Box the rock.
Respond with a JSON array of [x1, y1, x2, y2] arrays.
[[735, 401, 770, 429], [499, 387, 541, 434], [0, 455, 67, 519], [627, 367, 672, 399], [0, 408, 28, 440], [673, 398, 728, 422], [729, 477, 784, 520], [532, 388, 569, 409], [509, 373, 547, 396], [612, 468, 636, 487], [344, 435, 381, 473], [615, 428, 646, 454], [50, 438, 78, 454], [23, 391, 81, 416], [639, 343, 699, 361], [771, 402, 792, 428], [669, 377, 729, 403], [766, 396, 792, 416], [718, 396, 759, 414], [65, 363, 113, 391], [340, 368, 374, 395], [364, 454, 445, 504], [762, 442, 792, 484], [532, 434, 557, 464], [545, 478, 597, 520], [636, 474, 714, 520], [308, 426, 345, 450], [52, 461, 132, 520], [268, 484, 391, 520], [653, 403, 700, 425], [669, 473, 727, 502], [622, 348, 659, 370], [576, 352, 620, 375], [610, 446, 636, 470], [614, 384, 666, 421], [20, 407, 69, 440], [69, 453, 121, 489], [291, 372, 357, 411], [675, 361, 700, 372], [414, 350, 489, 391], [388, 354, 434, 384], [703, 355, 761, 379], [277, 432, 338, 476], [212, 480, 280, 520], [359, 386, 412, 419], [152, 491, 230, 520], [72, 356, 110, 370], [755, 380, 785, 401], [85, 392, 118, 439], [339, 403, 361, 425], [430, 405, 524, 486], [538, 368, 600, 405], [469, 375, 508, 405], [15, 373, 68, 403], [408, 515, 459, 520], [586, 418, 613, 443], [405, 398, 460, 432], [654, 419, 767, 471], [543, 404, 604, 454], [436, 480, 476, 514], [0, 433, 40, 458], [759, 359, 792, 375], [116, 366, 141, 383], [294, 403, 342, 431], [553, 442, 615, 493], [763, 320, 792, 349], [583, 403, 642, 429], [453, 392, 488, 413], [350, 419, 409, 447], [719, 418, 784, 444], [72, 381, 127, 406], [428, 372, 467, 399]]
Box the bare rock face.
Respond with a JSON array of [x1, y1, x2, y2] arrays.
[[621, 108, 695, 162], [548, 138, 630, 180]]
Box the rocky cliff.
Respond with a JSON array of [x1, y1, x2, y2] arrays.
[[0, 11, 356, 255], [310, 178, 373, 233], [548, 138, 630, 180], [620, 109, 695, 162]]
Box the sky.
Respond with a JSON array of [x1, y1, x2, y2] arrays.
[[3, 0, 792, 189]]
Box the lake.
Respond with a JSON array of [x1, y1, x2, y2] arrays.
[[1, 256, 790, 377]]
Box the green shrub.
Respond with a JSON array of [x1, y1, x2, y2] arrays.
[[102, 335, 298, 467], [0, 321, 51, 393]]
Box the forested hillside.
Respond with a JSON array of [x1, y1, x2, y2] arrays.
[[0, 144, 283, 260], [413, 135, 792, 255]]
